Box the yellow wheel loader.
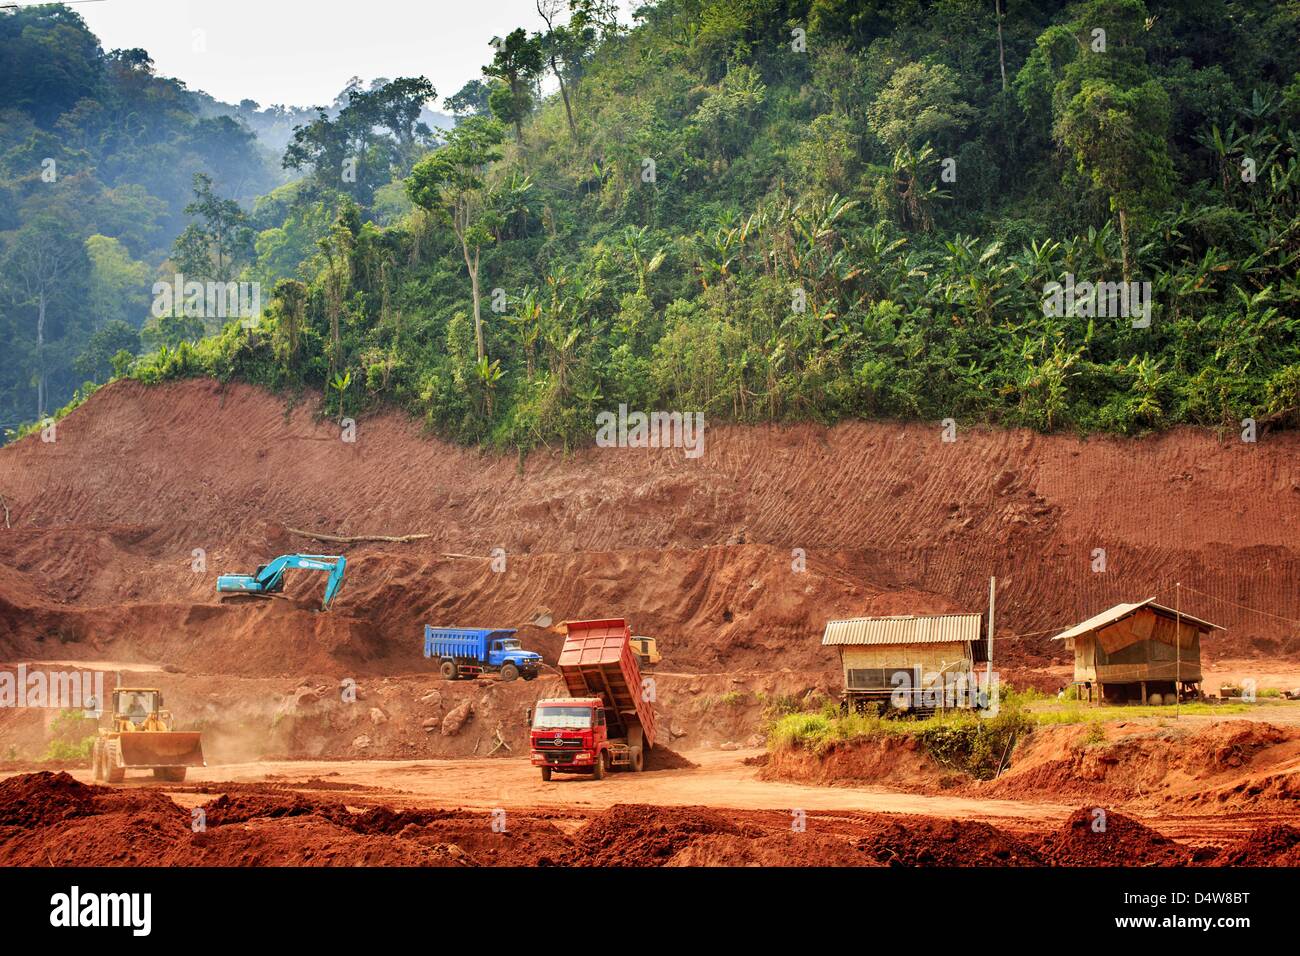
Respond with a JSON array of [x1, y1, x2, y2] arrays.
[[91, 688, 205, 784]]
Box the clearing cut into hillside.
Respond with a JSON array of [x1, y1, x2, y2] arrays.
[[1, 378, 1297, 683]]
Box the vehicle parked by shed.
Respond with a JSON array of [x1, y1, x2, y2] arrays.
[[424, 626, 542, 681]]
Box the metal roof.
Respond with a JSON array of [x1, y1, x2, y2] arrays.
[[822, 613, 983, 647], [1049, 598, 1222, 642]]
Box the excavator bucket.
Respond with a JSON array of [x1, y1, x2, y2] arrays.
[[117, 732, 206, 768]]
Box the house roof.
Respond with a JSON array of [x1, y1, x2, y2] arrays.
[[1049, 598, 1222, 642], [822, 613, 983, 647]]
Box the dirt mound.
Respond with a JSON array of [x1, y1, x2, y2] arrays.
[[669, 831, 877, 866], [645, 746, 698, 771], [854, 817, 1043, 866], [562, 804, 759, 866], [1211, 824, 1300, 866], [761, 736, 950, 790], [985, 720, 1300, 810], [0, 774, 470, 867], [1037, 807, 1191, 866], [193, 796, 570, 866], [0, 771, 98, 827], [0, 774, 192, 867], [199, 792, 350, 828], [189, 816, 471, 867]]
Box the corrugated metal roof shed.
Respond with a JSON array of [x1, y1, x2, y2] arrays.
[[822, 613, 983, 646], [1049, 598, 1222, 642]]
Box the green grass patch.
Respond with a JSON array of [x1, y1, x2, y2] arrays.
[[768, 706, 1034, 780], [1024, 701, 1252, 725]]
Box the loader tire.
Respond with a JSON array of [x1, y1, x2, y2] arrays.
[[440, 660, 457, 681], [500, 663, 519, 682], [540, 766, 552, 782], [91, 741, 104, 783], [104, 743, 125, 784], [154, 767, 187, 782]]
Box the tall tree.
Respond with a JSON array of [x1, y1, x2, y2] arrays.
[[406, 117, 505, 362], [283, 77, 436, 207], [172, 173, 254, 281], [1050, 0, 1173, 283], [536, 1, 579, 138], [2, 217, 88, 416], [483, 29, 544, 144], [445, 80, 492, 122]]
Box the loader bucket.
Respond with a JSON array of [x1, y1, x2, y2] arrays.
[[117, 732, 206, 768]]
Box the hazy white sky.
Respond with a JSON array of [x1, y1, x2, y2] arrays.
[[72, 0, 637, 109]]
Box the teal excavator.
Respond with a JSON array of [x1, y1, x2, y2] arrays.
[[216, 554, 347, 610]]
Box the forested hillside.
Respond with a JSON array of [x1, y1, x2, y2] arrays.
[[4, 0, 1299, 451], [0, 4, 441, 434]]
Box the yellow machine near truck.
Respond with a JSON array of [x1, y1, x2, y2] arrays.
[[91, 687, 206, 783]]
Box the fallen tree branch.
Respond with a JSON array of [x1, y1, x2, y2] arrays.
[[287, 526, 432, 544], [0, 493, 9, 529], [488, 725, 511, 756]]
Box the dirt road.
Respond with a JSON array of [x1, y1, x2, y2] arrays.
[[51, 749, 1069, 824]]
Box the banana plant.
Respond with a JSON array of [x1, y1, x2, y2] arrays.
[[330, 370, 352, 420], [474, 356, 503, 416], [505, 286, 543, 377]]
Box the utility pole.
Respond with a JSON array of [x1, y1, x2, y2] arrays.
[[986, 576, 995, 701], [1175, 582, 1182, 718]]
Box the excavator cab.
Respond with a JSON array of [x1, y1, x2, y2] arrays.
[[630, 636, 661, 668]]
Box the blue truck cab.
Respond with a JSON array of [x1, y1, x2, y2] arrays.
[[423, 626, 543, 682]]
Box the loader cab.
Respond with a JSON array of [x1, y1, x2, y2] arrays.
[[112, 688, 165, 730]]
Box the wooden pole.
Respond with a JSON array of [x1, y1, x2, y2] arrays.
[[1175, 582, 1182, 717], [986, 576, 995, 704]]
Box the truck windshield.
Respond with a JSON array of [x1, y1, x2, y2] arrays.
[[533, 706, 592, 729], [500, 639, 522, 650]]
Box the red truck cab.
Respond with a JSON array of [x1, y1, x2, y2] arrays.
[[529, 697, 624, 780]]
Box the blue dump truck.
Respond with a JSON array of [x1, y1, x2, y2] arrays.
[[424, 626, 543, 682]]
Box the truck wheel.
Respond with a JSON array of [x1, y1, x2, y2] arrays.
[[631, 747, 644, 772], [440, 660, 457, 681], [593, 751, 607, 780], [540, 766, 552, 782], [500, 663, 519, 682]]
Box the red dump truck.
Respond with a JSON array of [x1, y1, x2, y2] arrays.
[[529, 618, 656, 781]]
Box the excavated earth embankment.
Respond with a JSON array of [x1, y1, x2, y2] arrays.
[[2, 377, 1296, 676]]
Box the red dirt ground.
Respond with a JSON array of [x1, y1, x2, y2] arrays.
[[3, 772, 1291, 868]]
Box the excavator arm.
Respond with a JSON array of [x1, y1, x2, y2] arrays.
[[216, 554, 347, 610]]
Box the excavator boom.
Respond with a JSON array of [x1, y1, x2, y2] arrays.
[[216, 554, 347, 610]]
